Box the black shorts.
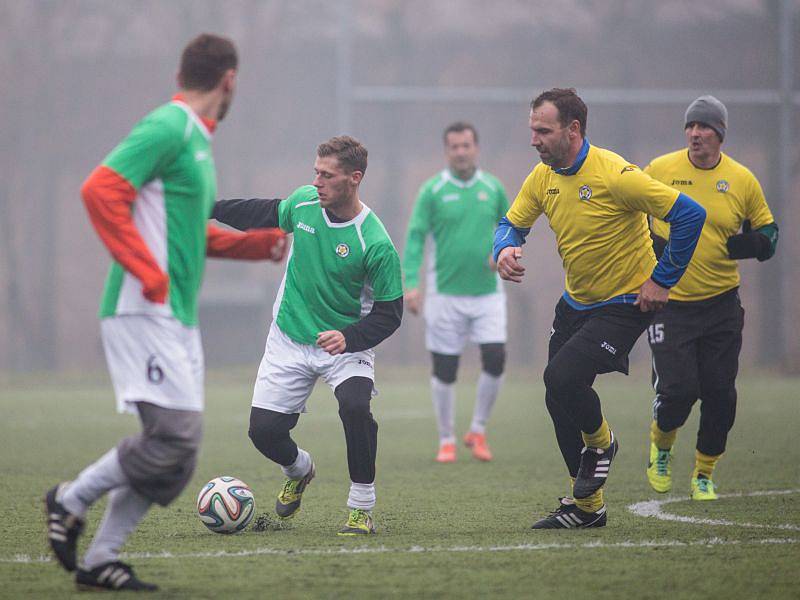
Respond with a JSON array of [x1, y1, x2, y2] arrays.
[[648, 288, 744, 397], [549, 296, 654, 375]]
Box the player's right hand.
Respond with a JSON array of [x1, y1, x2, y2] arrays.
[[404, 288, 422, 316], [497, 247, 525, 282], [142, 271, 169, 304]]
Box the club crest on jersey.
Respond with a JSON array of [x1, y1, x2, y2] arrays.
[[716, 179, 730, 193], [579, 185, 592, 201], [478, 191, 489, 201], [335, 243, 350, 258]]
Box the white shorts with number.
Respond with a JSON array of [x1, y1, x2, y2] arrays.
[[424, 291, 507, 355], [252, 322, 376, 414], [101, 315, 204, 414]]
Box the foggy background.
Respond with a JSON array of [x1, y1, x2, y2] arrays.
[[1, 0, 798, 376]]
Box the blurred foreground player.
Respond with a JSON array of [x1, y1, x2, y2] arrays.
[[494, 88, 705, 528], [402, 122, 509, 463], [212, 136, 403, 535], [45, 34, 286, 591], [645, 96, 779, 500]]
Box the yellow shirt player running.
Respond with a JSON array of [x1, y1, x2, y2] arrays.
[[494, 88, 706, 530], [643, 95, 779, 501]]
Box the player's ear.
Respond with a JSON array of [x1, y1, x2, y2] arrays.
[[221, 69, 236, 93], [568, 119, 580, 139], [350, 170, 364, 186]]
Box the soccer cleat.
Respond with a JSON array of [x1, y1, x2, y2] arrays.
[[573, 430, 619, 499], [691, 475, 718, 501], [76, 561, 158, 592], [647, 442, 673, 493], [275, 462, 315, 518], [337, 508, 376, 535], [435, 443, 457, 463], [44, 482, 85, 572], [463, 431, 493, 461], [531, 497, 607, 529]]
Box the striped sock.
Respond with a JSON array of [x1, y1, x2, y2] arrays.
[[650, 420, 677, 450], [582, 418, 611, 450], [693, 450, 721, 479]]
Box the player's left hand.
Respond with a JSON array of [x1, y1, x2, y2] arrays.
[[635, 278, 669, 312], [317, 330, 346, 355]]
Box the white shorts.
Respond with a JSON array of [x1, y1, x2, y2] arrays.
[[252, 323, 376, 414], [424, 291, 507, 355], [101, 315, 204, 414]]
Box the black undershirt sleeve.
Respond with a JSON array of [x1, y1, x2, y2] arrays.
[[650, 231, 668, 260], [341, 296, 403, 353], [211, 198, 282, 230]]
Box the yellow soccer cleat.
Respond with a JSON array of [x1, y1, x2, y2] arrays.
[[275, 463, 315, 518], [338, 508, 376, 535], [690, 475, 718, 501], [647, 443, 673, 493]]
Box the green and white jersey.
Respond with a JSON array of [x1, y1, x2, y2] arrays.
[[403, 169, 508, 296], [99, 100, 216, 326], [274, 185, 403, 346]]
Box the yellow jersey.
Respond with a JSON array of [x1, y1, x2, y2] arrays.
[[507, 144, 679, 305], [647, 150, 774, 301]]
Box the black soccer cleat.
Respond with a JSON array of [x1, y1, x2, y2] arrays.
[[573, 430, 619, 499], [531, 497, 607, 529], [76, 561, 159, 592], [45, 482, 85, 572]]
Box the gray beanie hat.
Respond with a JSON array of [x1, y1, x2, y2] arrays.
[[685, 95, 728, 141]]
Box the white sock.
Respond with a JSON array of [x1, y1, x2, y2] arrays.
[[469, 372, 503, 434], [81, 486, 152, 570], [60, 448, 129, 519], [431, 377, 456, 445], [347, 482, 376, 511], [281, 448, 312, 480]]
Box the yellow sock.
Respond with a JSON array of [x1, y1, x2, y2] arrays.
[[574, 489, 604, 513], [650, 420, 677, 450], [693, 450, 721, 479], [582, 418, 611, 449]]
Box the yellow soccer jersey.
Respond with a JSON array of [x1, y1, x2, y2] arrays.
[[507, 145, 679, 305], [647, 150, 774, 301]]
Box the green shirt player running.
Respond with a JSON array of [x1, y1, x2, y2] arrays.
[[45, 34, 286, 591], [403, 122, 509, 464], [212, 136, 404, 535]]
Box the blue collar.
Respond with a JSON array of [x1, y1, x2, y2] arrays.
[[552, 138, 590, 176]]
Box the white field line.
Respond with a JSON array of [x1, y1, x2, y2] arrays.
[[3, 536, 797, 565], [628, 488, 800, 531]]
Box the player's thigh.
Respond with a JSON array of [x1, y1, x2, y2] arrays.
[[101, 315, 203, 412], [548, 297, 586, 360], [698, 299, 744, 391], [319, 348, 376, 391], [252, 324, 318, 414], [424, 293, 469, 354], [648, 304, 701, 398], [468, 292, 507, 345]]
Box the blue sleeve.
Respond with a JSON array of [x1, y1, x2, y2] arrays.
[[492, 216, 531, 262], [651, 193, 706, 288]]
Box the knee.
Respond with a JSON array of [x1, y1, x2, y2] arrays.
[[156, 413, 203, 459], [248, 408, 296, 447], [543, 360, 572, 395], [432, 353, 459, 384], [480, 344, 505, 377], [335, 377, 374, 420]]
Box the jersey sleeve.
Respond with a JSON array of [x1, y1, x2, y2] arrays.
[[102, 113, 184, 190], [643, 161, 671, 239], [609, 164, 679, 219], [744, 174, 775, 229], [506, 170, 543, 228], [367, 241, 404, 302], [401, 184, 433, 290]]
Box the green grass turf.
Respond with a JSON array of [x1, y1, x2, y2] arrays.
[[1, 369, 798, 599]]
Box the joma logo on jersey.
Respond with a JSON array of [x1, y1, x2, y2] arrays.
[[716, 179, 730, 193], [335, 243, 350, 258], [442, 193, 460, 202], [671, 179, 693, 186], [600, 341, 617, 355], [579, 185, 592, 201], [297, 222, 315, 234], [546, 188, 560, 195]]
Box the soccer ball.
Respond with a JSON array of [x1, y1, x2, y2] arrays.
[[196, 476, 256, 534]]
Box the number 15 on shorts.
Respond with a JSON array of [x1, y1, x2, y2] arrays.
[[647, 323, 664, 344]]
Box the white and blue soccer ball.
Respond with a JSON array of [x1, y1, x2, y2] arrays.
[[196, 476, 255, 534]]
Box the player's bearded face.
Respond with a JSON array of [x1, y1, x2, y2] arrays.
[[530, 106, 571, 169]]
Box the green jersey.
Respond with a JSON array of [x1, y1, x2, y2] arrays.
[[275, 186, 403, 345], [99, 100, 216, 326], [403, 169, 508, 296]]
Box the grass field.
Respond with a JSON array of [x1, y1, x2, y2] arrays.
[[2, 368, 798, 599]]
